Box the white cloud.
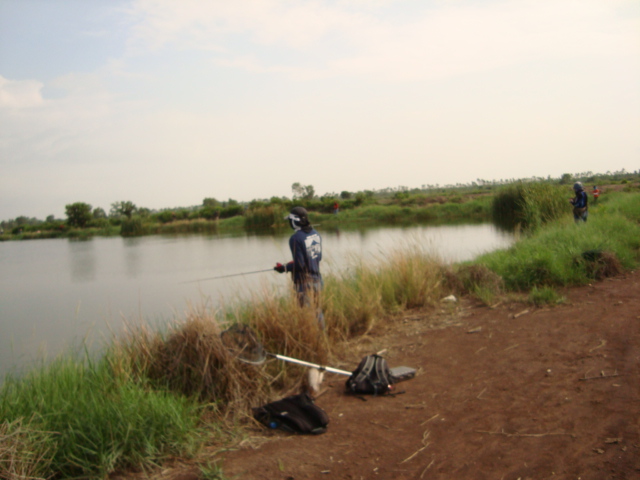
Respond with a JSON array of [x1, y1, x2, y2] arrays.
[[125, 0, 355, 52], [0, 72, 121, 170], [0, 76, 45, 108], [124, 0, 640, 81]]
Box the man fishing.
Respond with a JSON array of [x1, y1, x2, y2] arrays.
[[274, 206, 325, 329], [570, 182, 588, 223]]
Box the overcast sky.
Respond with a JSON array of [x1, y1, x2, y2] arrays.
[[1, 0, 638, 220]]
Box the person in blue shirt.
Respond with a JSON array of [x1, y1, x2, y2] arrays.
[[570, 182, 588, 223], [274, 206, 325, 329]]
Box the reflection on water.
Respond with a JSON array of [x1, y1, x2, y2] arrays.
[[0, 223, 513, 380], [69, 239, 96, 282], [124, 237, 143, 279]]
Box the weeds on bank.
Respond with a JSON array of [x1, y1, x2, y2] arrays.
[[198, 459, 229, 480], [244, 204, 288, 229], [598, 191, 640, 223], [0, 417, 53, 480], [316, 198, 491, 226], [492, 182, 567, 231], [0, 355, 202, 479], [322, 246, 448, 337], [478, 194, 640, 290], [528, 286, 566, 306]]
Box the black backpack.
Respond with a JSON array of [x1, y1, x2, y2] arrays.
[[253, 393, 329, 435], [345, 354, 393, 395]]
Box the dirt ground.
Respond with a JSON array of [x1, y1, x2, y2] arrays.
[[135, 269, 640, 480]]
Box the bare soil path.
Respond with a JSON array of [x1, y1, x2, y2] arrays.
[[124, 269, 640, 480]]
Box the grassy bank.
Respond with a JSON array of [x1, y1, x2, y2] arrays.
[[3, 172, 638, 241], [1, 189, 494, 241], [2, 191, 639, 479], [477, 192, 640, 290], [490, 182, 568, 231], [314, 196, 492, 228], [0, 355, 202, 479]]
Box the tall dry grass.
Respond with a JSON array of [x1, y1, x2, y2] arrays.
[[109, 313, 275, 419], [243, 205, 287, 230], [492, 182, 567, 232], [108, 245, 453, 421], [322, 246, 449, 337], [0, 418, 53, 480]]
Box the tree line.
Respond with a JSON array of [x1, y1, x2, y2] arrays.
[[1, 170, 638, 236]]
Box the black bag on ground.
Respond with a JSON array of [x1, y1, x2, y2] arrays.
[[345, 354, 393, 395], [253, 393, 329, 435]]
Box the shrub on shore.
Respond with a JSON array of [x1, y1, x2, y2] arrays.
[[492, 182, 567, 232], [313, 197, 491, 227], [0, 355, 202, 479], [479, 194, 640, 290], [244, 204, 287, 230]]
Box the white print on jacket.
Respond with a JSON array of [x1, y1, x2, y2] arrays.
[[305, 234, 322, 260]]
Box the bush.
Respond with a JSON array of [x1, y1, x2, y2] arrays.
[[87, 218, 110, 229], [479, 196, 640, 291], [577, 250, 623, 280], [0, 357, 202, 479], [154, 219, 219, 234], [528, 286, 565, 306], [220, 205, 244, 219], [492, 182, 567, 231], [155, 210, 177, 223], [244, 205, 287, 229], [120, 217, 146, 237]]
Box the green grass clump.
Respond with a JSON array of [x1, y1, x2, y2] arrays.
[[478, 200, 640, 290], [443, 264, 504, 306], [120, 216, 147, 236], [244, 205, 287, 230], [597, 192, 640, 222], [313, 197, 491, 228], [198, 459, 229, 480], [0, 355, 202, 479], [154, 219, 220, 234], [528, 286, 566, 306], [322, 246, 446, 336], [492, 182, 567, 231]]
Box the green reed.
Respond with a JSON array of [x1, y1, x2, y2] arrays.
[[491, 182, 568, 232], [478, 192, 640, 290], [0, 354, 202, 479]]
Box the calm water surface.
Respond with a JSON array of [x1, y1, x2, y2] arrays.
[[0, 223, 513, 379]]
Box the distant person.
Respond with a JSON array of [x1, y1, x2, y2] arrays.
[[274, 206, 325, 329], [333, 201, 339, 214], [592, 185, 601, 205], [569, 182, 588, 223]]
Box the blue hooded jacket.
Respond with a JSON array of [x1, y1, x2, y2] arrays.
[[286, 228, 322, 286], [573, 189, 588, 209]]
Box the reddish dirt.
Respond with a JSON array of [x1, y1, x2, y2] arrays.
[[126, 269, 640, 480]]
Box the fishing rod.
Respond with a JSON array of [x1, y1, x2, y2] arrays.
[[180, 268, 274, 284], [181, 223, 322, 285]]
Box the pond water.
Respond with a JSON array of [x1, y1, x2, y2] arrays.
[[0, 223, 513, 379]]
